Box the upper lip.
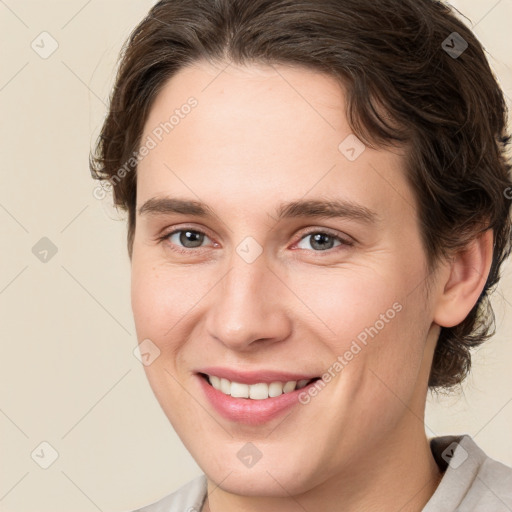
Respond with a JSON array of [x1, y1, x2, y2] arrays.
[[197, 366, 320, 385]]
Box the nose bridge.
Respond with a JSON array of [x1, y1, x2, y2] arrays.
[[205, 245, 290, 349]]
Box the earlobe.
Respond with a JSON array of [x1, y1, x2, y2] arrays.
[[433, 229, 494, 328]]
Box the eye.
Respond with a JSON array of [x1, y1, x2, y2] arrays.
[[295, 230, 352, 252], [157, 227, 353, 255], [160, 228, 214, 253]]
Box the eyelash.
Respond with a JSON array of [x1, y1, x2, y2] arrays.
[[156, 226, 354, 256]]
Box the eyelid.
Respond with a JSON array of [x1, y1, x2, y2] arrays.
[[157, 224, 355, 254], [157, 223, 213, 240], [157, 224, 217, 250], [294, 226, 354, 245]]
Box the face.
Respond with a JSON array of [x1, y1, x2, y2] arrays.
[[131, 61, 441, 496]]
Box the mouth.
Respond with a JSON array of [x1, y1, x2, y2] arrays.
[[196, 370, 322, 425], [199, 372, 320, 400]]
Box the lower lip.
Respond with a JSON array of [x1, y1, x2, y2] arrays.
[[197, 375, 316, 426]]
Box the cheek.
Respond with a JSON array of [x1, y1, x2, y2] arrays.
[[289, 265, 406, 342], [130, 254, 206, 341], [130, 258, 202, 420], [297, 262, 430, 387], [340, 280, 432, 417]]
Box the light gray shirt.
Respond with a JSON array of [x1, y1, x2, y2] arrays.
[[129, 434, 512, 511]]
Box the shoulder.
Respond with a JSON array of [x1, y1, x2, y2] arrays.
[[424, 434, 512, 512], [127, 474, 207, 512]]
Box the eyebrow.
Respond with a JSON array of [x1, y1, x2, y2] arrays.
[[138, 197, 378, 224]]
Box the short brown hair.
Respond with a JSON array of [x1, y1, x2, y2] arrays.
[[90, 0, 512, 390]]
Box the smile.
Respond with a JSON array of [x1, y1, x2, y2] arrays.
[[204, 373, 317, 400], [196, 370, 322, 425]]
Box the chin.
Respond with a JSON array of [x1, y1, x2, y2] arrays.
[[187, 441, 323, 497], [206, 466, 315, 497]]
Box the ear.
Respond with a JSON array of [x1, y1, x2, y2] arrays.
[[433, 229, 494, 328]]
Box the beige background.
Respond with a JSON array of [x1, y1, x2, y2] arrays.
[[0, 1, 511, 511]]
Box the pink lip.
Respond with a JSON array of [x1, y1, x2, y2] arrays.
[[196, 366, 318, 385], [196, 371, 320, 426]]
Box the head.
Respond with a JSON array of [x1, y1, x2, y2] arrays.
[[90, 0, 511, 497]]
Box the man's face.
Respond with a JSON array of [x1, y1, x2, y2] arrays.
[[131, 62, 441, 495]]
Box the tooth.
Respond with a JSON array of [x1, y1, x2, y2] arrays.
[[230, 381, 250, 398], [220, 378, 231, 395], [209, 375, 310, 399], [283, 380, 297, 393], [209, 375, 221, 390], [268, 382, 284, 397], [249, 383, 269, 400], [297, 379, 309, 389]]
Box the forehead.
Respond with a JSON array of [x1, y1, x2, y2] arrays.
[[143, 61, 349, 160], [137, 61, 413, 225]]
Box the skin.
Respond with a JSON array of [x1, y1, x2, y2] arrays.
[[130, 61, 493, 512]]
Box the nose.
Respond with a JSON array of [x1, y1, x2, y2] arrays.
[[204, 250, 292, 352]]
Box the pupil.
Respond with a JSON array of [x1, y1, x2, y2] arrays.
[[180, 230, 203, 248], [312, 233, 333, 251]]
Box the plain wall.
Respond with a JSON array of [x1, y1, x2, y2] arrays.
[[1, 1, 511, 511]]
